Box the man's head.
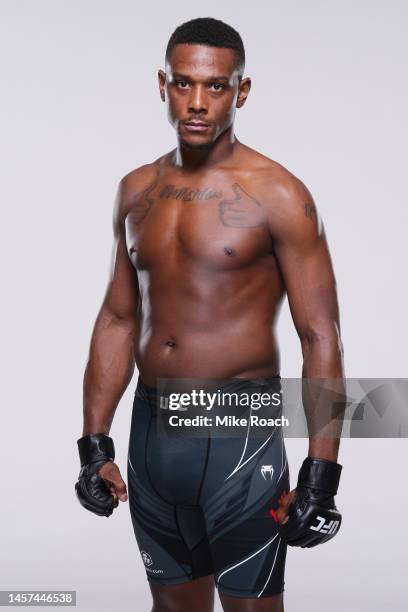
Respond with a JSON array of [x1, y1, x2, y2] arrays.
[[159, 17, 251, 149]]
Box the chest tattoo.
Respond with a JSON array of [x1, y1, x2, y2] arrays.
[[159, 185, 222, 201], [219, 182, 265, 228], [129, 174, 159, 224]]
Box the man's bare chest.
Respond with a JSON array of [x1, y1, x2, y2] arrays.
[[124, 172, 273, 271]]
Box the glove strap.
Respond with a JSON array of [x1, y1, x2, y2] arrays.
[[77, 433, 115, 467], [297, 457, 342, 495]]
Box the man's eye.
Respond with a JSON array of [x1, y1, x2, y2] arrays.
[[176, 80, 189, 88], [210, 83, 224, 91]]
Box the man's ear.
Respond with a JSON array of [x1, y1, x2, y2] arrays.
[[236, 77, 251, 108], [158, 69, 166, 102]]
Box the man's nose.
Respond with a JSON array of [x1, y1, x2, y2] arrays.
[[188, 85, 208, 114]]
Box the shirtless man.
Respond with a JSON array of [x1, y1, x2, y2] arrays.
[[75, 17, 345, 612]]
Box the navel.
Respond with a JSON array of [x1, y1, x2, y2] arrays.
[[224, 246, 236, 257]]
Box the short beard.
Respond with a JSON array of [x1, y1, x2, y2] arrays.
[[179, 138, 213, 151]]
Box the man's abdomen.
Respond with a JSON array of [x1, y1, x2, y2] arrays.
[[134, 316, 280, 384]]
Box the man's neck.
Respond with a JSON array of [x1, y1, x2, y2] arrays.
[[173, 126, 239, 172]]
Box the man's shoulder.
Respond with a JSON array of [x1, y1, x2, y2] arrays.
[[115, 152, 173, 212], [119, 157, 162, 194], [241, 145, 318, 238], [112, 157, 157, 224], [241, 145, 310, 201]]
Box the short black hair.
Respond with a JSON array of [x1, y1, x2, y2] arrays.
[[165, 17, 245, 77]]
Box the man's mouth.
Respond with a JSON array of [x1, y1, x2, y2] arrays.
[[183, 121, 210, 132]]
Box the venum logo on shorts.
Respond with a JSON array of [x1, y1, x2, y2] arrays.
[[141, 551, 164, 574], [310, 516, 340, 535], [141, 551, 153, 567], [261, 465, 274, 480]]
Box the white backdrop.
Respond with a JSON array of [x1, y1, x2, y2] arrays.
[[1, 1, 407, 610]]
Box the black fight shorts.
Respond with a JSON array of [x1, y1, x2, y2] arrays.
[[127, 375, 290, 599]]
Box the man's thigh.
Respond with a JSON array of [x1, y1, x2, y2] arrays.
[[219, 591, 284, 612], [149, 575, 215, 612], [205, 431, 289, 600], [149, 580, 284, 612]]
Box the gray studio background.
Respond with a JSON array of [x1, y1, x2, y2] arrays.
[[1, 1, 407, 610]]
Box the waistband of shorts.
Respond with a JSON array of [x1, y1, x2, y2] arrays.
[[135, 374, 281, 401], [136, 376, 159, 401]]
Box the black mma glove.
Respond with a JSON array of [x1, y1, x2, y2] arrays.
[[280, 457, 342, 548], [75, 433, 118, 517]]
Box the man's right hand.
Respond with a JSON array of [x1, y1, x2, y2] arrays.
[[75, 433, 128, 517]]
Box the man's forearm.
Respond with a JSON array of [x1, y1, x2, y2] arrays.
[[82, 308, 137, 436], [301, 337, 345, 462]]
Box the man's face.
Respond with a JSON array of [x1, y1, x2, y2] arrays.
[[158, 44, 250, 149]]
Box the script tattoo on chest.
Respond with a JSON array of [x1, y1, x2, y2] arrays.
[[159, 185, 222, 201], [218, 182, 265, 228]]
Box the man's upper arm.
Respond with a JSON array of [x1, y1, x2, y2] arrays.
[[100, 175, 141, 322], [268, 173, 342, 347]]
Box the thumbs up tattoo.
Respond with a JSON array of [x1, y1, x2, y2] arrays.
[[219, 183, 265, 228]]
